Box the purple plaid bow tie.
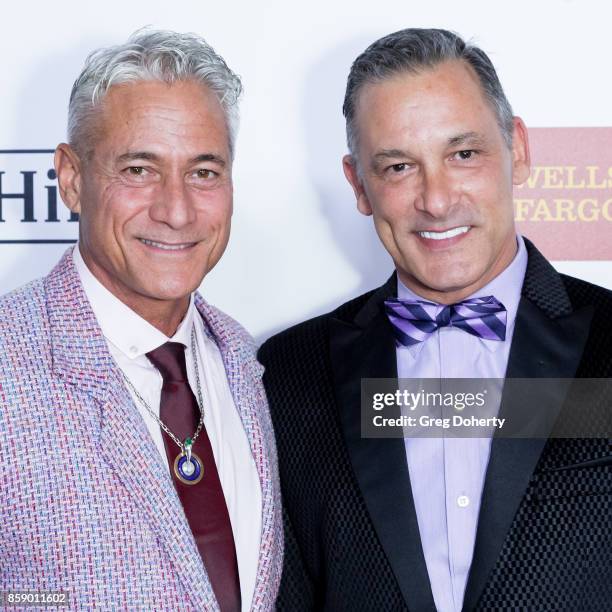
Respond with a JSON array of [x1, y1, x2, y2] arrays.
[[384, 295, 507, 347]]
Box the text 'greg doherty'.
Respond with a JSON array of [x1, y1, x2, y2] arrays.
[[372, 389, 487, 411], [372, 414, 506, 430]]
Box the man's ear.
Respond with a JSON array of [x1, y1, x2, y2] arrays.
[[510, 117, 531, 186], [54, 143, 83, 214], [342, 154, 372, 216]]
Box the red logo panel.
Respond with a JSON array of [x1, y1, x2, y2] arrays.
[[515, 127, 612, 260]]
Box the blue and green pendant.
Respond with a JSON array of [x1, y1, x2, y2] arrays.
[[173, 437, 204, 485]]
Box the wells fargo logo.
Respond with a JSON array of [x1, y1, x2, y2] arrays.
[[515, 128, 612, 260]]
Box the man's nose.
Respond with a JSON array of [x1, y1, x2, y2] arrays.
[[414, 166, 455, 218], [149, 173, 197, 229]]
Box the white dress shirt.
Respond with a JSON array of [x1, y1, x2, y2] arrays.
[[73, 245, 262, 612], [398, 236, 528, 612]]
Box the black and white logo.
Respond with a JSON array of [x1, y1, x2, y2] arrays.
[[0, 149, 78, 244]]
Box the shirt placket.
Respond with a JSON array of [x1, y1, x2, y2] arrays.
[[440, 326, 479, 611]]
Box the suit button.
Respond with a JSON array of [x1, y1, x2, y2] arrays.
[[457, 495, 470, 508]]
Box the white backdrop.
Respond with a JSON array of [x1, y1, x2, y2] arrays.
[[1, 0, 611, 342]]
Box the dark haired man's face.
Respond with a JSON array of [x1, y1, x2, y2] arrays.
[[343, 59, 530, 304]]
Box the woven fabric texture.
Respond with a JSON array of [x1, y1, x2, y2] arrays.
[[0, 249, 283, 611]]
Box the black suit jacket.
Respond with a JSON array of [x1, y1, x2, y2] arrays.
[[259, 239, 612, 611]]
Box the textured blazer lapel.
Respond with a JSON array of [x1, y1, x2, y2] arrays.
[[99, 374, 217, 611], [45, 251, 216, 611], [330, 275, 437, 612], [462, 240, 594, 611], [194, 295, 283, 610]]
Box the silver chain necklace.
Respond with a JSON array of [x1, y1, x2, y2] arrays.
[[121, 325, 206, 485]]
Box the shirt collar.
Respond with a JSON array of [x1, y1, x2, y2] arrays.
[[396, 234, 528, 356], [72, 244, 194, 359]]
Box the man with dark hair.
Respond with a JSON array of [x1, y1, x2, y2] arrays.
[[260, 28, 612, 611]]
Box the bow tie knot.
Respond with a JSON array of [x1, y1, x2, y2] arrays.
[[384, 295, 507, 347]]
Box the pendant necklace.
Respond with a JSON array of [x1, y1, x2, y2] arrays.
[[121, 325, 206, 485]]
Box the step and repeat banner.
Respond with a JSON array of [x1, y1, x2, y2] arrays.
[[1, 0, 610, 341]]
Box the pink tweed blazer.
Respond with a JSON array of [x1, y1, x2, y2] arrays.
[[0, 250, 283, 611]]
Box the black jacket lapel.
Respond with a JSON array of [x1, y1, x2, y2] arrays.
[[330, 275, 437, 612], [462, 240, 594, 610]]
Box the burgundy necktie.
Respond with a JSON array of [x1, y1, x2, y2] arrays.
[[146, 342, 241, 612]]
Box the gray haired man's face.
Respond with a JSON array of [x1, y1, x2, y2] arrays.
[[343, 59, 531, 304], [57, 79, 233, 323]]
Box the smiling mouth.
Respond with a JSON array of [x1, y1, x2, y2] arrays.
[[418, 226, 471, 240], [139, 238, 197, 251]]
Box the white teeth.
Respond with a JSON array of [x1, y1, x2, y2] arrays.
[[140, 238, 193, 251], [418, 226, 470, 240]]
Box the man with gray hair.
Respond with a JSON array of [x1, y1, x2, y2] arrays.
[[260, 28, 612, 610], [0, 29, 282, 611]]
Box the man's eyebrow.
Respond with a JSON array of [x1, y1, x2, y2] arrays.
[[373, 148, 410, 162], [370, 149, 411, 170], [447, 132, 487, 148], [189, 153, 226, 167], [116, 151, 160, 163], [115, 151, 227, 167]]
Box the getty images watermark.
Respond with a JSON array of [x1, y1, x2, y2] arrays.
[[361, 378, 612, 439], [372, 385, 505, 430]]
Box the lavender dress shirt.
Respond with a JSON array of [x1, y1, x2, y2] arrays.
[[397, 235, 528, 612]]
